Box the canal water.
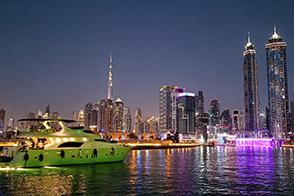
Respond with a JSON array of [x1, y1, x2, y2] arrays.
[[1, 146, 294, 195]]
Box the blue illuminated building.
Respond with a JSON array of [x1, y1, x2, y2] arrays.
[[177, 92, 195, 134], [243, 33, 259, 131], [265, 26, 289, 138]]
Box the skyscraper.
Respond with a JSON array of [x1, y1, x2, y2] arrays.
[[114, 98, 124, 132], [123, 107, 132, 132], [8, 118, 14, 128], [208, 99, 220, 138], [105, 99, 114, 133], [91, 103, 99, 132], [153, 118, 159, 133], [37, 110, 42, 118], [195, 91, 204, 114], [84, 102, 93, 129], [220, 109, 231, 132], [159, 85, 178, 133], [291, 101, 294, 132], [232, 109, 245, 131], [258, 102, 267, 130], [45, 104, 50, 115], [134, 108, 143, 133], [172, 87, 184, 133], [195, 91, 205, 138], [108, 55, 113, 101], [177, 92, 195, 134], [72, 111, 78, 126], [97, 99, 107, 132], [265, 26, 289, 138], [78, 110, 84, 127], [243, 33, 259, 131], [105, 55, 114, 133], [0, 108, 5, 133], [27, 112, 36, 128], [146, 116, 155, 133]]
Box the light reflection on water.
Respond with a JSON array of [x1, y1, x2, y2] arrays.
[[1, 146, 294, 195]]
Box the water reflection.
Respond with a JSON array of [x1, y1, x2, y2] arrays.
[[0, 162, 129, 196], [1, 147, 294, 195]]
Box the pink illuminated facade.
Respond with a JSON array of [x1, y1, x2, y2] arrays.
[[236, 138, 273, 147]]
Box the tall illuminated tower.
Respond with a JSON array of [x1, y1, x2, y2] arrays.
[[159, 85, 178, 133], [243, 33, 259, 131], [114, 98, 124, 132], [134, 108, 143, 133], [107, 55, 113, 101], [208, 99, 220, 138], [265, 26, 289, 138]]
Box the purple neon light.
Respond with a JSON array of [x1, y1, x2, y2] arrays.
[[178, 92, 195, 97], [236, 138, 273, 147]]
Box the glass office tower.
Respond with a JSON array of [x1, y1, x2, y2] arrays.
[[265, 27, 289, 138], [243, 33, 259, 131]]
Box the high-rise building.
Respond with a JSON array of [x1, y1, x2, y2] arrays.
[[78, 110, 84, 127], [159, 85, 178, 133], [0, 108, 5, 132], [232, 109, 245, 131], [146, 116, 155, 133], [91, 103, 99, 132], [97, 99, 107, 132], [208, 99, 220, 138], [72, 111, 78, 126], [84, 102, 93, 129], [291, 101, 294, 133], [8, 118, 14, 128], [134, 108, 143, 133], [108, 55, 113, 101], [195, 113, 208, 140], [265, 26, 289, 138], [27, 112, 36, 128], [45, 104, 50, 115], [153, 118, 159, 133], [219, 109, 231, 132], [143, 121, 148, 133], [105, 55, 114, 133], [123, 107, 132, 132], [114, 98, 124, 132], [243, 33, 259, 131], [266, 107, 270, 131], [52, 112, 59, 119], [37, 110, 42, 118], [73, 111, 78, 121], [195, 91, 205, 139], [195, 91, 204, 114], [258, 102, 267, 130], [172, 87, 184, 133], [177, 92, 195, 134], [105, 99, 114, 133]]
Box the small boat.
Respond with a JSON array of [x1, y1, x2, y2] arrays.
[[0, 118, 131, 168]]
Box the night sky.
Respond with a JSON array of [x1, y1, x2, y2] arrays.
[[1, 1, 294, 125]]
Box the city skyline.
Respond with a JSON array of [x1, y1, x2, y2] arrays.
[[1, 1, 294, 126]]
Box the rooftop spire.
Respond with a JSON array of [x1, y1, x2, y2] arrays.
[[271, 25, 280, 39], [245, 32, 253, 49], [107, 54, 113, 100]]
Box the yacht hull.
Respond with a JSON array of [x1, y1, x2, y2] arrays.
[[2, 145, 131, 168]]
